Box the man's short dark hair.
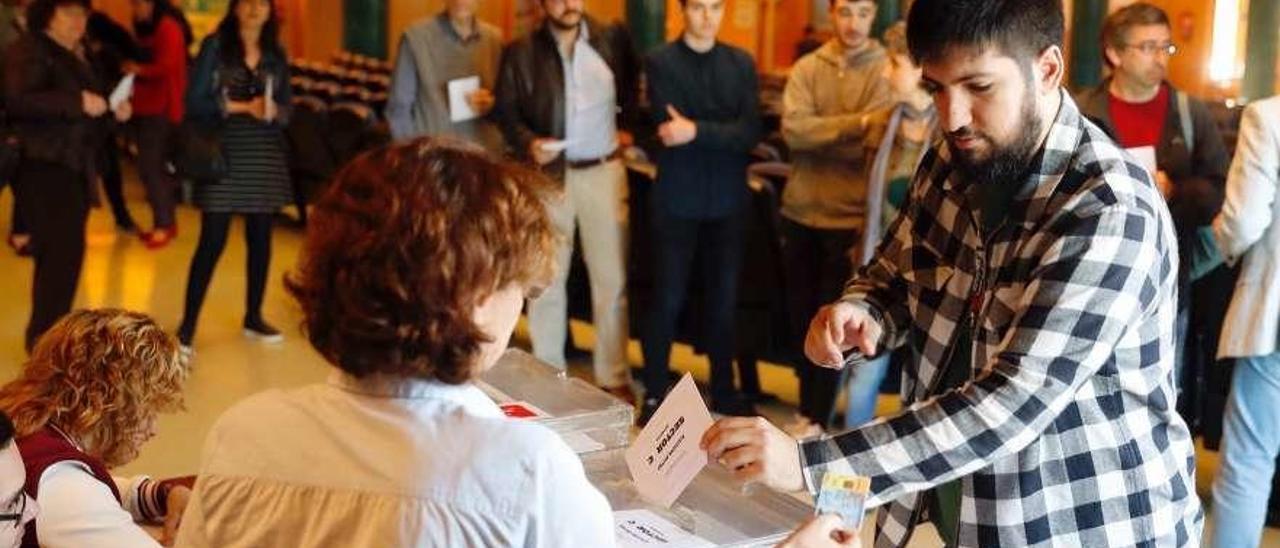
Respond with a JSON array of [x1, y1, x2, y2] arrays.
[[1102, 2, 1170, 65], [0, 411, 13, 450], [25, 0, 90, 34], [906, 0, 1064, 66]]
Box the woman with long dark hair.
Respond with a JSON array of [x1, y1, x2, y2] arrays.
[[127, 0, 187, 248], [177, 0, 290, 349]]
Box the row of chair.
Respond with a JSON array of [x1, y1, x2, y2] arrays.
[[328, 51, 394, 76]]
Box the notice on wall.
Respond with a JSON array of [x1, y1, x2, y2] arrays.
[[624, 373, 713, 508]]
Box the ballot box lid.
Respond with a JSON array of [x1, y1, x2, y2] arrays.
[[477, 349, 634, 454]]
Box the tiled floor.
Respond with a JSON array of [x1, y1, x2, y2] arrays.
[[0, 181, 1276, 546]]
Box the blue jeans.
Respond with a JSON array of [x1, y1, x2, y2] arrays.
[[1212, 353, 1280, 548], [842, 354, 891, 429]]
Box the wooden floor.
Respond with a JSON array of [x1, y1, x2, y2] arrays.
[[0, 174, 1274, 546]]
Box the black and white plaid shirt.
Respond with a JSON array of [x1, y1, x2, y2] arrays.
[[801, 92, 1202, 547]]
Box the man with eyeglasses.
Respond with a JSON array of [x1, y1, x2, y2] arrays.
[[0, 411, 36, 548], [1076, 1, 1229, 420]]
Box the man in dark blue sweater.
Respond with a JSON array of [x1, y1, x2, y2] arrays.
[[640, 0, 761, 424]]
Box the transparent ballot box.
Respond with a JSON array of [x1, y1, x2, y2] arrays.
[[477, 349, 633, 453], [584, 449, 814, 547]]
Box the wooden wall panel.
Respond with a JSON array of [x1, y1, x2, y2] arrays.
[[768, 0, 808, 70], [158, 0, 1243, 100], [93, 0, 132, 29], [387, 0, 621, 59]]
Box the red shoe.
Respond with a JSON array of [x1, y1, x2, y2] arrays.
[[7, 233, 32, 257], [141, 226, 177, 250]]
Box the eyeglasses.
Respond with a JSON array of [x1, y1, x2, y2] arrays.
[[0, 492, 35, 538], [1124, 41, 1177, 56], [0, 494, 25, 530]]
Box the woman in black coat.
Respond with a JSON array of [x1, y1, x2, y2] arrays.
[[5, 0, 131, 351]]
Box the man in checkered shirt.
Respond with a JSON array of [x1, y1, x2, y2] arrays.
[[701, 0, 1202, 546]]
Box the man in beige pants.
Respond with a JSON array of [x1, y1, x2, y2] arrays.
[[495, 0, 640, 401]]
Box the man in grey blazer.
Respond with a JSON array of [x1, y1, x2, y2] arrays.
[[1210, 94, 1280, 548]]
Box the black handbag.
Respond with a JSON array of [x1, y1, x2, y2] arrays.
[[175, 120, 226, 182]]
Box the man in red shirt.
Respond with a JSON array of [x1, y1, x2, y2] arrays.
[[1076, 1, 1229, 429]]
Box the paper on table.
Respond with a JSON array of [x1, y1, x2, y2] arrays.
[[625, 373, 713, 508], [448, 76, 481, 123], [1125, 146, 1158, 176], [109, 74, 134, 109], [614, 509, 714, 548]]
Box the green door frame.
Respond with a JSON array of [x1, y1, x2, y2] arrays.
[[1069, 0, 1107, 91], [628, 0, 667, 55], [1242, 0, 1280, 100], [343, 0, 388, 59]]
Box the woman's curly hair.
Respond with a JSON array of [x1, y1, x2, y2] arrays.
[[0, 309, 187, 467], [286, 138, 558, 384]]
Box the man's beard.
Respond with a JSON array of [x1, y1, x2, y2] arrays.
[[948, 91, 1043, 188], [548, 10, 583, 30]]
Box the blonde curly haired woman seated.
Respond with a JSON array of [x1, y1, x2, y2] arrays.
[[0, 309, 192, 547]]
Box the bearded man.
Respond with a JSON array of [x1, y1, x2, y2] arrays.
[[698, 0, 1203, 546]]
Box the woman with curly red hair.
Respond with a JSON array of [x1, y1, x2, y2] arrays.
[[0, 308, 192, 547], [174, 139, 614, 547]]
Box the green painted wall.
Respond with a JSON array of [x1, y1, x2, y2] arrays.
[[873, 0, 901, 39], [1069, 0, 1107, 91], [344, 0, 388, 59], [1242, 0, 1280, 100], [628, 0, 666, 55]]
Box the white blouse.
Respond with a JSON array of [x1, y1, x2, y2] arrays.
[[34, 464, 161, 547], [175, 371, 616, 547]]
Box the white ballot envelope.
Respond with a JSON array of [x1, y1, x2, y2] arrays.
[[448, 76, 481, 123], [625, 373, 714, 508], [614, 509, 714, 547], [109, 74, 134, 110], [1125, 146, 1158, 177]]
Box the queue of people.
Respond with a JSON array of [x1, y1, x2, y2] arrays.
[[3, 0, 290, 353], [3, 0, 1280, 545]]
